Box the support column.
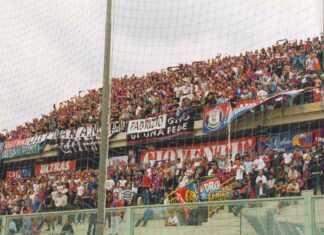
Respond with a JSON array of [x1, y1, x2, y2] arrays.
[[303, 190, 315, 235]]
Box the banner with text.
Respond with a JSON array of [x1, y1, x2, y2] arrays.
[[140, 137, 255, 162], [128, 113, 194, 144], [34, 160, 76, 176], [6, 167, 32, 180], [127, 114, 167, 134], [258, 129, 321, 152], [1, 143, 45, 160], [169, 176, 234, 203]]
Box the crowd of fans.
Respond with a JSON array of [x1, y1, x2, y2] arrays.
[[2, 36, 324, 141], [1, 35, 324, 233], [1, 144, 324, 219]]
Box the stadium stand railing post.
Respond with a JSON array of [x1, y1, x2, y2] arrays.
[[0, 215, 8, 235], [97, 0, 113, 234], [0, 216, 6, 235], [125, 207, 134, 235], [303, 190, 315, 235], [265, 208, 276, 235]]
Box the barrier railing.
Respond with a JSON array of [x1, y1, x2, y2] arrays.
[[2, 192, 324, 235]]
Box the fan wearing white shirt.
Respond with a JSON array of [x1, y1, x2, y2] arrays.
[[76, 183, 85, 197], [105, 176, 115, 191], [253, 156, 266, 172], [283, 152, 293, 165], [267, 175, 277, 197], [255, 171, 267, 185], [53, 191, 68, 209], [232, 160, 244, 182]]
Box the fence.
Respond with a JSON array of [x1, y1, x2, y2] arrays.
[[1, 191, 323, 235]]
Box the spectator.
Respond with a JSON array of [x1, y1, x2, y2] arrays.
[[53, 192, 68, 210], [4, 36, 323, 141], [60, 218, 74, 235], [256, 181, 268, 198], [255, 171, 267, 185], [286, 179, 301, 196]]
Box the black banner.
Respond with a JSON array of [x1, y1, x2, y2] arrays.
[[127, 112, 194, 144], [110, 120, 127, 137]]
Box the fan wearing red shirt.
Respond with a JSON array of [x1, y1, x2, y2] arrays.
[[141, 171, 152, 205]]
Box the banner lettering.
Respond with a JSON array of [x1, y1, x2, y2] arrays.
[[140, 137, 255, 162], [34, 160, 76, 175], [128, 113, 194, 144], [127, 114, 167, 134]]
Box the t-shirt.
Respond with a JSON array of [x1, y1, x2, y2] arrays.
[[105, 179, 115, 191], [119, 179, 127, 188], [54, 195, 67, 208], [267, 179, 276, 189], [244, 161, 253, 174], [33, 183, 40, 193], [77, 185, 85, 197], [253, 158, 265, 171], [256, 175, 267, 184], [121, 189, 133, 204], [283, 153, 293, 165], [233, 165, 244, 180]]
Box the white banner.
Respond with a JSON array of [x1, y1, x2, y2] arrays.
[[4, 126, 100, 150], [127, 114, 167, 134]]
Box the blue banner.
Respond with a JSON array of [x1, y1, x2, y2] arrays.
[[259, 132, 293, 151], [1, 143, 45, 160]]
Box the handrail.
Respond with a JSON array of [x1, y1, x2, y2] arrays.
[[2, 195, 305, 219]]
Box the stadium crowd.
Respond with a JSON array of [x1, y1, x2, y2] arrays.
[[2, 36, 324, 140], [1, 145, 324, 218], [1, 36, 324, 234]]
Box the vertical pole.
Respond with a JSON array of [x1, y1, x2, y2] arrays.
[[227, 105, 233, 165], [239, 211, 242, 235], [96, 0, 113, 235], [322, 0, 324, 35], [303, 190, 315, 235], [126, 207, 134, 235], [1, 216, 7, 235]]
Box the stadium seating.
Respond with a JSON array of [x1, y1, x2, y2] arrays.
[[2, 36, 323, 141], [0, 36, 324, 234]]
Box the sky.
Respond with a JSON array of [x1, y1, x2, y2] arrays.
[[0, 0, 322, 131]]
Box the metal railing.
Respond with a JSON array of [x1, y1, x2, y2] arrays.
[[1, 192, 323, 235]]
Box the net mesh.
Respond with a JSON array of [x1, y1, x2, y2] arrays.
[[0, 0, 323, 186]]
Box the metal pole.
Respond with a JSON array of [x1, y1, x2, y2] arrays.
[[322, 0, 324, 35], [227, 106, 232, 165], [96, 0, 113, 234]]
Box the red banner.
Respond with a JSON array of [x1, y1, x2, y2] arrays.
[[313, 129, 324, 145], [6, 170, 21, 179], [235, 98, 261, 108], [140, 137, 256, 162], [35, 160, 76, 176], [313, 88, 322, 102]]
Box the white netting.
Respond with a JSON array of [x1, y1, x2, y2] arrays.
[[111, 0, 322, 76], [0, 0, 322, 131]]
